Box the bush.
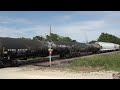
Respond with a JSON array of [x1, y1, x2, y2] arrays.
[[71, 52, 120, 71]]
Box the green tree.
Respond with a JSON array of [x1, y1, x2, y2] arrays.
[[62, 37, 72, 42], [50, 33, 59, 41], [33, 33, 76, 42], [89, 40, 97, 44], [46, 33, 73, 42], [18, 37, 31, 40], [33, 36, 46, 41], [72, 40, 77, 42], [97, 33, 120, 44]]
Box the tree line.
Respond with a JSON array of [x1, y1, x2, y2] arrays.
[[89, 33, 120, 44], [17, 32, 120, 44], [33, 33, 77, 42]]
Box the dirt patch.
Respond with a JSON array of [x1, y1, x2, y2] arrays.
[[0, 65, 118, 79], [112, 73, 120, 79]]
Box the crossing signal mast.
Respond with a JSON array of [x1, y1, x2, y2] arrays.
[[48, 25, 53, 67]]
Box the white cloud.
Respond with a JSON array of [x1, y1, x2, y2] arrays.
[[0, 18, 117, 42], [0, 11, 120, 43]]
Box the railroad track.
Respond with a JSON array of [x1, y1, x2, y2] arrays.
[[15, 55, 60, 66], [1, 50, 120, 68], [16, 51, 120, 67], [16, 53, 92, 67]]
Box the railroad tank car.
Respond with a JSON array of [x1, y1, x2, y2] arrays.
[[0, 37, 53, 67], [53, 41, 98, 58], [91, 43, 101, 51], [95, 42, 118, 52], [0, 37, 50, 58], [114, 44, 120, 50], [87, 44, 101, 54], [52, 41, 73, 58]]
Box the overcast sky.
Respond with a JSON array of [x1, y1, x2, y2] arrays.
[[0, 11, 120, 42]]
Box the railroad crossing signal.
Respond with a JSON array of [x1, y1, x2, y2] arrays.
[[48, 25, 53, 67], [48, 48, 53, 55], [48, 42, 53, 67], [48, 42, 52, 48]]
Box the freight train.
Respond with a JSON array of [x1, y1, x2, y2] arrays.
[[0, 37, 119, 68]]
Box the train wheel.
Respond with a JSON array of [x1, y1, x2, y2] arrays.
[[92, 52, 95, 54], [76, 53, 79, 57], [60, 54, 64, 59], [78, 53, 80, 56], [0, 61, 5, 68], [65, 54, 71, 59], [11, 60, 19, 67]]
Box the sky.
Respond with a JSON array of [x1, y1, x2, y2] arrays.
[[0, 11, 120, 42]]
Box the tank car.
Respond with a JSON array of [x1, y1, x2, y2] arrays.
[[52, 41, 73, 58], [53, 41, 97, 58], [95, 42, 119, 52], [114, 44, 120, 51], [0, 37, 50, 67], [87, 43, 101, 54]]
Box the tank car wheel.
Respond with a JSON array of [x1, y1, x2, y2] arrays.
[[0, 61, 5, 68], [69, 53, 73, 58], [11, 60, 19, 67], [78, 53, 81, 56], [65, 54, 71, 59], [60, 54, 65, 59]]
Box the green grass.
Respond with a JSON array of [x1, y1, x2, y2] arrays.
[[70, 52, 120, 71]]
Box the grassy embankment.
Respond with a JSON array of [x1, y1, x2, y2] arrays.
[[70, 52, 120, 71]]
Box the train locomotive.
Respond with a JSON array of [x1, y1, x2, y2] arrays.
[[0, 37, 119, 68]]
